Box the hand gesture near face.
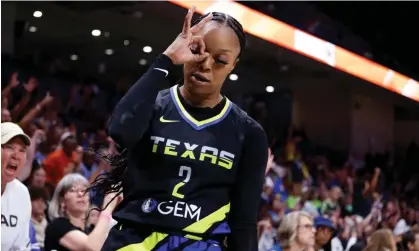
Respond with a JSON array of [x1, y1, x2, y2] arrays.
[[163, 6, 212, 65]]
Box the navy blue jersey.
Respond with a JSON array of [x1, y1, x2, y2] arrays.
[[108, 54, 268, 251]]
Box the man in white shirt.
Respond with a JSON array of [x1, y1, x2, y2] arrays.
[[1, 122, 32, 251]]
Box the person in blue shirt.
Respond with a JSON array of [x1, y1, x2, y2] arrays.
[[29, 221, 41, 251]]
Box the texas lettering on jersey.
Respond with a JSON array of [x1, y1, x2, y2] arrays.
[[150, 136, 236, 170]]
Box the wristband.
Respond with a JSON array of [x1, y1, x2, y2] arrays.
[[100, 211, 112, 222]]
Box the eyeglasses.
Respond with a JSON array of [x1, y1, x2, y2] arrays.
[[298, 224, 314, 230], [68, 187, 87, 194]]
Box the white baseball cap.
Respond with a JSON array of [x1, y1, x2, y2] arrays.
[[1, 122, 31, 146], [59, 131, 75, 143], [393, 219, 410, 236]]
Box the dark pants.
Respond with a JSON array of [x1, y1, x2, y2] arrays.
[[101, 224, 225, 251]]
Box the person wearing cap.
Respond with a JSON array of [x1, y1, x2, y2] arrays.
[[1, 122, 32, 251], [313, 216, 343, 251]]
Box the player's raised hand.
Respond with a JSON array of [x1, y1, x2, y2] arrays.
[[163, 6, 212, 65]]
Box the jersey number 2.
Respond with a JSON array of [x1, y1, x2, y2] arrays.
[[172, 166, 191, 199]]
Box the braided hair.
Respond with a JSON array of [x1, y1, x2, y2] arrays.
[[174, 12, 246, 86], [193, 12, 246, 58], [87, 148, 126, 210], [89, 12, 246, 208]]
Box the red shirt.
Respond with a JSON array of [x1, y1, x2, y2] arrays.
[[42, 149, 74, 187]]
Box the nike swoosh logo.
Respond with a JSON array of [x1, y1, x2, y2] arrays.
[[154, 68, 169, 77], [160, 116, 179, 123]]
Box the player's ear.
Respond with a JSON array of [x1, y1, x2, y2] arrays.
[[233, 58, 239, 68], [229, 58, 239, 73]]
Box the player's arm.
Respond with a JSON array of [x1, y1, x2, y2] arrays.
[[108, 54, 173, 149], [227, 122, 268, 251]]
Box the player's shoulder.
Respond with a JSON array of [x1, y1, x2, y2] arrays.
[[154, 88, 172, 108], [229, 102, 265, 133]]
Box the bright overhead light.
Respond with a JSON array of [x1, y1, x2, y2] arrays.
[[133, 11, 143, 19], [280, 65, 289, 71], [138, 59, 147, 65], [105, 49, 114, 55], [28, 26, 37, 32], [98, 63, 106, 74], [143, 46, 152, 53], [70, 54, 78, 61], [91, 29, 101, 36], [124, 40, 130, 46], [266, 86, 274, 93], [229, 74, 238, 81], [33, 11, 43, 18]]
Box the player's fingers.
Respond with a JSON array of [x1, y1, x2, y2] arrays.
[[182, 6, 196, 36], [190, 36, 206, 55], [193, 52, 209, 62], [190, 12, 213, 34]]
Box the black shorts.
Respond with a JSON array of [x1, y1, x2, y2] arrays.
[[101, 224, 225, 251]]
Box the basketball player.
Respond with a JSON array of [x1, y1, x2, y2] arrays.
[[92, 7, 268, 251]]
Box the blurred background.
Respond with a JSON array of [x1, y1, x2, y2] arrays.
[[2, 1, 419, 251]]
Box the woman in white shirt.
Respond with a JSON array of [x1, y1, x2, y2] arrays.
[[1, 122, 32, 251]]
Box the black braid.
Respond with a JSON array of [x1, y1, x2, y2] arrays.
[[193, 12, 246, 58], [87, 148, 127, 211]]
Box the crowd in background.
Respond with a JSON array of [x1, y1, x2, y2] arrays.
[[258, 126, 419, 251], [2, 58, 419, 251]]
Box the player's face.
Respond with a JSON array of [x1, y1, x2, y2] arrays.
[[183, 21, 240, 96], [1, 137, 27, 184]]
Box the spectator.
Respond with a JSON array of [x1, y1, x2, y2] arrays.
[[45, 173, 121, 251], [29, 221, 41, 251], [42, 132, 77, 187], [313, 216, 343, 251], [363, 229, 397, 251], [402, 229, 419, 251], [258, 219, 277, 251], [27, 165, 47, 189], [1, 122, 32, 251], [277, 211, 316, 251], [29, 186, 48, 249], [80, 147, 98, 180], [268, 195, 287, 227], [352, 168, 380, 218], [65, 145, 84, 176], [17, 129, 46, 183], [2, 108, 12, 122], [321, 186, 342, 216]]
